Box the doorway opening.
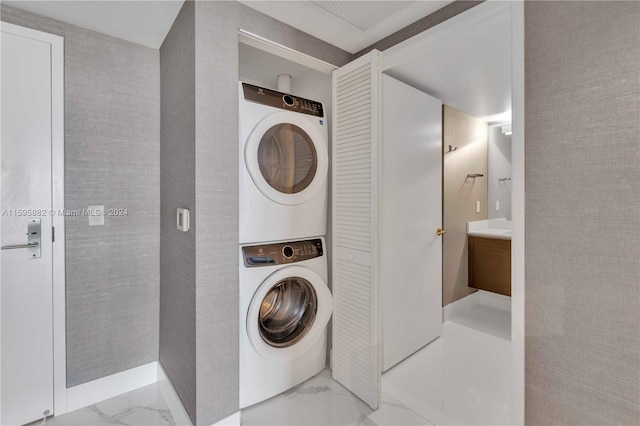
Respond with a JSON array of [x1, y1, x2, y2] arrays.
[[377, 2, 522, 424]]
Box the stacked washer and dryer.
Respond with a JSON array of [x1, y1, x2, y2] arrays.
[[239, 82, 332, 408]]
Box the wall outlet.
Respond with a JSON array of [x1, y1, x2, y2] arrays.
[[476, 201, 481, 213], [496, 200, 500, 211], [88, 205, 105, 226]]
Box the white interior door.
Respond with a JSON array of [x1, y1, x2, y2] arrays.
[[1, 26, 55, 425], [380, 74, 443, 372]]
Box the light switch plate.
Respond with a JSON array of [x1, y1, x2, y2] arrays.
[[476, 201, 481, 213], [88, 205, 105, 226], [177, 208, 190, 232]]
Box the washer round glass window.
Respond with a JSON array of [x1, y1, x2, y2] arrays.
[[257, 124, 318, 194], [258, 277, 318, 348]]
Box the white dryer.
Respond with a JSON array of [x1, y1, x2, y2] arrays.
[[239, 82, 329, 244], [239, 237, 332, 408]]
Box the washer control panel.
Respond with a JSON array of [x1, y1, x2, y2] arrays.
[[242, 83, 324, 117], [243, 238, 323, 267]]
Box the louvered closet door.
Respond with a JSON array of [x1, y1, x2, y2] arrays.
[[331, 50, 381, 409]]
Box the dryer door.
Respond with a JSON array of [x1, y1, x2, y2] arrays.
[[245, 111, 328, 206], [247, 265, 332, 361]]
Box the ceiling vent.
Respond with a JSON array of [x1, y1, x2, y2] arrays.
[[308, 1, 412, 31]]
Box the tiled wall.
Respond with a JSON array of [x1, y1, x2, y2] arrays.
[[159, 2, 197, 423], [1, 5, 161, 387], [525, 2, 640, 424]]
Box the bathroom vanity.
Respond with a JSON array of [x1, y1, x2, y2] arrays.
[[467, 219, 512, 296]]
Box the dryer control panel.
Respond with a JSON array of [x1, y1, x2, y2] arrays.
[[242, 83, 324, 117], [243, 239, 323, 267]]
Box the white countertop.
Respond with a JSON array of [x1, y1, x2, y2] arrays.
[[467, 218, 512, 240]]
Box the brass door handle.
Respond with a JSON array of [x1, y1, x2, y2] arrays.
[[436, 227, 446, 236]]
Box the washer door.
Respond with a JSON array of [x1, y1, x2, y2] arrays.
[[247, 266, 332, 361], [245, 111, 328, 206]]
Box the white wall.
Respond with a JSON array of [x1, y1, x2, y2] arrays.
[[488, 124, 512, 220]]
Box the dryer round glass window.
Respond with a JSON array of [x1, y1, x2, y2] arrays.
[[257, 124, 318, 194], [258, 276, 318, 348]]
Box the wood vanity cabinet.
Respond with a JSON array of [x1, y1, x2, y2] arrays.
[[468, 236, 511, 296]]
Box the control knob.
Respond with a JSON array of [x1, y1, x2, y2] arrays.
[[282, 245, 294, 258]]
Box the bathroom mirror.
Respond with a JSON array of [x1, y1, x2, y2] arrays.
[[488, 122, 512, 220]]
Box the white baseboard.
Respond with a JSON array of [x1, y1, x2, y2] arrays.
[[157, 363, 193, 426], [212, 411, 241, 426], [443, 291, 478, 322], [57, 361, 238, 426], [63, 361, 158, 414], [443, 290, 511, 322], [475, 289, 511, 312]]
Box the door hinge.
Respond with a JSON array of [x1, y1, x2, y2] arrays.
[[52, 226, 55, 243]]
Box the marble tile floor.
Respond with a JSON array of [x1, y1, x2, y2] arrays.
[[31, 302, 509, 426], [383, 303, 512, 426], [32, 369, 430, 426], [245, 302, 511, 426], [31, 384, 176, 426], [241, 369, 432, 426]]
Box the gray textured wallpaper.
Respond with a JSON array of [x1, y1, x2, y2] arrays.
[[1, 5, 161, 387], [64, 23, 160, 388], [525, 2, 640, 424], [194, 2, 240, 425], [159, 1, 197, 423]]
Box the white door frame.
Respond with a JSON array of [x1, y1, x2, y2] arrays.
[[238, 29, 338, 74], [510, 2, 525, 423], [0, 21, 66, 418], [378, 2, 525, 424]]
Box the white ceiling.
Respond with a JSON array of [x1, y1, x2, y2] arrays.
[[4, 1, 452, 53], [240, 1, 453, 54], [4, 0, 184, 49], [4, 0, 510, 122], [384, 3, 512, 122], [308, 1, 412, 31]]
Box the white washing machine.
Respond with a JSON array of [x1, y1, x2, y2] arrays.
[[239, 237, 332, 408], [239, 82, 329, 244]]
